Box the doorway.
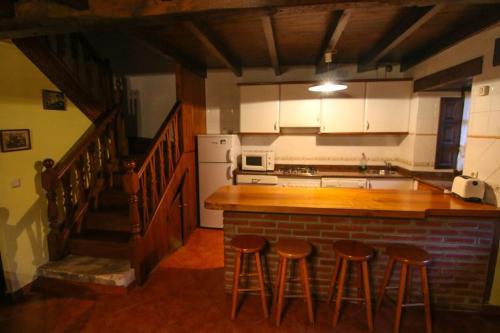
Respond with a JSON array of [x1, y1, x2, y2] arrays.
[[435, 97, 465, 169]]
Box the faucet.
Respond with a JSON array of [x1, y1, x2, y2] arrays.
[[384, 161, 392, 172]]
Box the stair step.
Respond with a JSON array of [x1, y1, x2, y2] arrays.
[[37, 255, 134, 288], [85, 209, 130, 232], [69, 230, 130, 259], [98, 188, 129, 210]]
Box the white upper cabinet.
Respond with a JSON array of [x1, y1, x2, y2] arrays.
[[279, 84, 321, 127], [320, 82, 366, 133], [364, 81, 412, 133], [240, 84, 280, 133]]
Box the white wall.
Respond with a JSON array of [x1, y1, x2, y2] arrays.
[[126, 74, 176, 138]]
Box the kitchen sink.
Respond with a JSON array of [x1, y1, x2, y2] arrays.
[[364, 169, 399, 176]]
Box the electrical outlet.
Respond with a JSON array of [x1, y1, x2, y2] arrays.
[[10, 178, 21, 188], [478, 85, 490, 96]]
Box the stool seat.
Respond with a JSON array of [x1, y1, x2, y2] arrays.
[[333, 240, 374, 261], [387, 244, 431, 265], [231, 235, 266, 253], [276, 239, 312, 259]]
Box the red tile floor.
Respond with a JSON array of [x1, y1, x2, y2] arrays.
[[1, 229, 499, 332]]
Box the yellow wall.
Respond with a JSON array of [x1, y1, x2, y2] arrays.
[[0, 41, 92, 292]]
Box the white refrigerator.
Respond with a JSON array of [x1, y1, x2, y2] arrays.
[[198, 134, 240, 228]]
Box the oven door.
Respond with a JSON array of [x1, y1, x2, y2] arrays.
[[242, 152, 267, 171]]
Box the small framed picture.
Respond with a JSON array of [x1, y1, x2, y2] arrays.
[[1, 129, 31, 152], [42, 90, 66, 110]]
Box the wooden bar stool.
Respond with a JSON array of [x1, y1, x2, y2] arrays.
[[376, 244, 432, 333], [230, 235, 269, 320], [273, 239, 314, 326], [327, 240, 374, 331]]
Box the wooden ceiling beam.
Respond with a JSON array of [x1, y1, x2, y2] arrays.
[[261, 15, 281, 76], [401, 11, 500, 71], [184, 21, 242, 77], [132, 32, 207, 78], [315, 9, 351, 73], [413, 57, 483, 92], [357, 4, 445, 72], [3, 1, 497, 39]]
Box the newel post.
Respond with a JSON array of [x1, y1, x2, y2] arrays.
[[122, 161, 143, 283], [42, 159, 64, 260]]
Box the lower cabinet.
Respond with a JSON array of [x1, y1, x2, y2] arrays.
[[367, 178, 416, 190]]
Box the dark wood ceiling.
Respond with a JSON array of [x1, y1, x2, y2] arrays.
[[2, 1, 500, 76]]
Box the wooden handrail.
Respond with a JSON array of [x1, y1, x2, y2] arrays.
[[124, 100, 183, 236], [54, 107, 121, 179], [137, 101, 182, 176]]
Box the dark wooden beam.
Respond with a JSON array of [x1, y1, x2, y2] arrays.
[[0, 0, 14, 18], [316, 9, 351, 73], [131, 32, 206, 78], [184, 21, 242, 77], [261, 15, 281, 76], [3, 1, 497, 40], [53, 0, 89, 10], [401, 11, 500, 71], [413, 56, 483, 92], [358, 5, 444, 72]]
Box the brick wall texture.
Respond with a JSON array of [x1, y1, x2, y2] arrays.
[[223, 212, 497, 311]]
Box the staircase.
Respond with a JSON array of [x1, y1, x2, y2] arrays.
[[20, 33, 200, 291]]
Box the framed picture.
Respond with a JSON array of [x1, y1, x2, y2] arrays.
[[42, 90, 66, 110], [0, 129, 31, 152]]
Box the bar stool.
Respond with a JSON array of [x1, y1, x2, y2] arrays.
[[230, 235, 268, 320], [376, 244, 432, 333], [273, 239, 314, 326], [327, 240, 374, 331]]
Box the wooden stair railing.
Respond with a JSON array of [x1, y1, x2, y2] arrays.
[[123, 101, 183, 283], [13, 33, 115, 121], [42, 106, 128, 260]]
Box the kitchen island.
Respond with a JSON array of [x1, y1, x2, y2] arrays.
[[206, 185, 500, 311]]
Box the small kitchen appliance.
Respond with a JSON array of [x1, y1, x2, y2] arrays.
[[451, 175, 485, 202], [242, 151, 275, 171]]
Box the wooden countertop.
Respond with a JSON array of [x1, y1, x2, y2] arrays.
[[205, 185, 500, 219]]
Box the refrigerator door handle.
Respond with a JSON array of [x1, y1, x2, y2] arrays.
[[226, 149, 233, 163], [227, 166, 233, 179]]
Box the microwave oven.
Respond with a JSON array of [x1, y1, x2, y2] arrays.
[[242, 151, 275, 171]]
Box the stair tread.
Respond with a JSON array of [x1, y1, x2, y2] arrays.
[[71, 230, 130, 243], [38, 255, 134, 287]]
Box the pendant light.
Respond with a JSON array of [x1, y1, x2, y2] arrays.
[[309, 52, 347, 93]]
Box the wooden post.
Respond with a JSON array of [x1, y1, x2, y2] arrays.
[[122, 161, 143, 284], [42, 158, 64, 260]]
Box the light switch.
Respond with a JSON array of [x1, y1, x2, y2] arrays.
[[11, 178, 21, 188], [478, 85, 490, 96]]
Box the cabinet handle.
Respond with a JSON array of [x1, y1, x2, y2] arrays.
[[366, 121, 370, 131], [227, 166, 233, 180], [226, 149, 233, 163], [274, 122, 277, 131]]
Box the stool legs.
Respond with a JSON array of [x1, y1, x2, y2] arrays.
[[362, 261, 374, 332], [327, 254, 341, 303], [376, 257, 395, 310], [394, 263, 408, 333], [420, 266, 432, 333], [275, 257, 288, 326], [231, 252, 268, 320], [231, 253, 243, 320], [255, 252, 269, 318], [299, 258, 314, 324], [332, 257, 347, 328]]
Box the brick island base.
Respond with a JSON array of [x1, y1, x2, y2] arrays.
[[223, 212, 498, 311]]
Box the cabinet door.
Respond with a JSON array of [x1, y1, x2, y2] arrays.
[[240, 85, 280, 133], [280, 84, 321, 127], [367, 179, 415, 190], [167, 192, 183, 253], [321, 82, 366, 133], [364, 81, 412, 133], [182, 160, 198, 241]]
